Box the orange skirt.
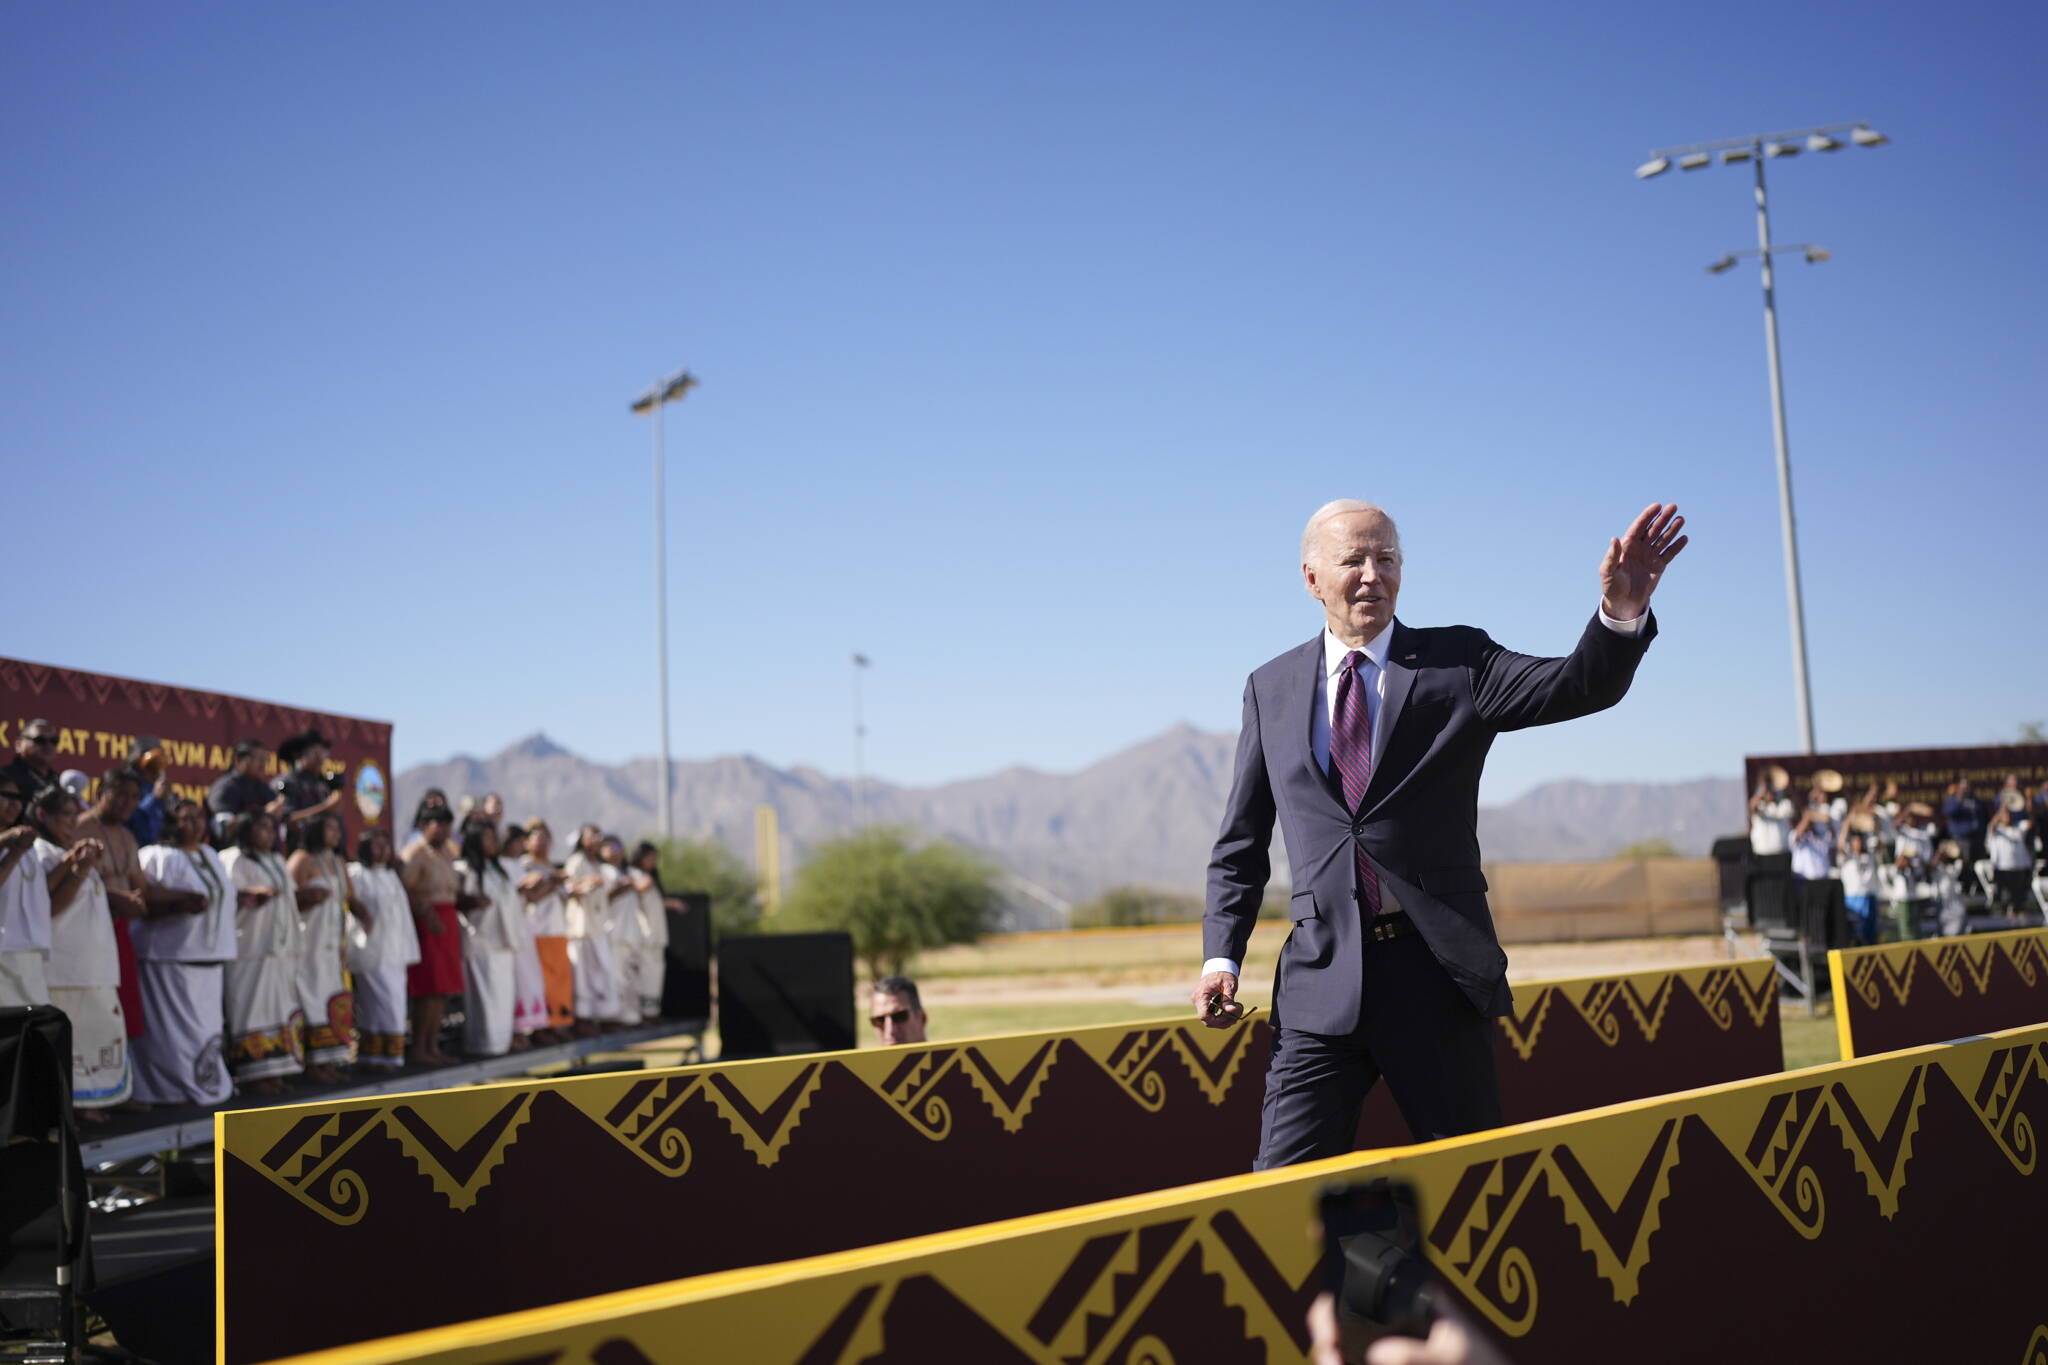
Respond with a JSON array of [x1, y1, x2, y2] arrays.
[[535, 935, 574, 1028]]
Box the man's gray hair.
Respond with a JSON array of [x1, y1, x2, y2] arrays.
[[1300, 499, 1401, 567]]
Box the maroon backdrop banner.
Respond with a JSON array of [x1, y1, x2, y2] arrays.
[[0, 655, 393, 844], [1744, 741, 2048, 808]]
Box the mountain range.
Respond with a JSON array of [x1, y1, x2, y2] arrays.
[[395, 728, 1743, 921]]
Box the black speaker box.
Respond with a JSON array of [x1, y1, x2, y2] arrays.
[[715, 932, 855, 1060], [660, 891, 713, 1021]]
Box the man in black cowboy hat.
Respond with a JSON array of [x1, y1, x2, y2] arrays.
[[273, 728, 344, 848]]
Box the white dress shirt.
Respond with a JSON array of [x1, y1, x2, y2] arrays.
[[1202, 606, 1646, 980]]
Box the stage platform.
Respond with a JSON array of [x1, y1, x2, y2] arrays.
[[80, 1017, 706, 1167]]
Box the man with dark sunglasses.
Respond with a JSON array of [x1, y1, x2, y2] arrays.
[[3, 719, 63, 802], [869, 974, 928, 1046]]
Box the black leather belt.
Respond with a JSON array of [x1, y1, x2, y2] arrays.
[[1363, 912, 1416, 946]]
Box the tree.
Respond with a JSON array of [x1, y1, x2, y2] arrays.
[[2019, 721, 2047, 745], [778, 826, 1000, 979], [1613, 837, 1679, 859], [653, 837, 762, 940]]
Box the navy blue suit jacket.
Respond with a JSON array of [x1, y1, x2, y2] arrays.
[[1204, 612, 1658, 1035]]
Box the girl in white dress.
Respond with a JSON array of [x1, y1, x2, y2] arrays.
[[601, 837, 645, 1026], [131, 799, 237, 1106], [222, 812, 305, 1093], [628, 841, 672, 1019], [455, 822, 519, 1056], [520, 822, 573, 1039], [498, 825, 550, 1044], [563, 824, 618, 1034], [348, 826, 419, 1069], [30, 788, 131, 1118], [288, 813, 357, 1081]]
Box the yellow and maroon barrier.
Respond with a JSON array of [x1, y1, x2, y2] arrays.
[[1357, 956, 1779, 1144], [216, 959, 1779, 1362], [217, 1016, 1270, 1362], [1829, 926, 2048, 1059], [266, 1024, 2048, 1365]]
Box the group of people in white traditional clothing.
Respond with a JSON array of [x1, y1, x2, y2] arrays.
[[0, 746, 683, 1122], [398, 790, 679, 1061]]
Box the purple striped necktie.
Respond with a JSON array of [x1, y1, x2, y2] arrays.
[[1331, 649, 1383, 916]]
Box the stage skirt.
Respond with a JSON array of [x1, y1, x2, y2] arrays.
[[226, 952, 305, 1081], [299, 916, 354, 1064], [535, 935, 574, 1029], [408, 905, 463, 997], [130, 960, 233, 1106], [462, 945, 515, 1057], [354, 964, 409, 1067], [49, 983, 132, 1108]]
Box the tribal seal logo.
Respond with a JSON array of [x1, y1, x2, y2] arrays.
[[354, 759, 387, 822]]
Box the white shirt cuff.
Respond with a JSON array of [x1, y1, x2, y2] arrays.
[[1597, 604, 1647, 636], [1201, 957, 1240, 977]]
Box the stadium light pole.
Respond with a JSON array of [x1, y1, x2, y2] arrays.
[[851, 653, 870, 830], [630, 368, 699, 841], [1637, 121, 1888, 756]]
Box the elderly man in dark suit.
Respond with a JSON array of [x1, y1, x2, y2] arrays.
[[1196, 500, 1688, 1169]]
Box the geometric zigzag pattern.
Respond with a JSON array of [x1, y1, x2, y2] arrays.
[[1831, 926, 2048, 1058], [224, 959, 1775, 1231], [280, 1028, 2048, 1365], [1498, 959, 1775, 1061], [223, 1018, 1265, 1227]]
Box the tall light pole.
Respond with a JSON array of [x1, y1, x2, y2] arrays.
[[1636, 122, 1888, 755], [850, 653, 870, 830], [630, 368, 699, 841]]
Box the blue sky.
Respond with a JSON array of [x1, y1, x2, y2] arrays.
[[6, 2, 2042, 803]]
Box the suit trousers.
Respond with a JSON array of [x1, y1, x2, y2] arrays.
[[1253, 931, 1502, 1170]]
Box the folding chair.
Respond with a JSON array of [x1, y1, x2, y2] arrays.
[[1748, 870, 1824, 1017]]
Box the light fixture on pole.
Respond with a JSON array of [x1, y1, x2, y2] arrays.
[[850, 653, 871, 830], [1634, 122, 1888, 755], [629, 367, 699, 841]]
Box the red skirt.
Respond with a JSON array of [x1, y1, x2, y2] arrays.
[[407, 904, 464, 997], [114, 916, 146, 1038]]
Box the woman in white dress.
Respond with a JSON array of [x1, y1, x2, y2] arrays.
[[0, 777, 53, 1009], [130, 798, 237, 1106], [455, 822, 519, 1057], [288, 812, 357, 1082], [600, 837, 645, 1027], [222, 812, 305, 1094], [628, 841, 672, 1020], [30, 787, 131, 1119], [348, 826, 419, 1069], [498, 825, 550, 1045], [563, 824, 618, 1035]]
